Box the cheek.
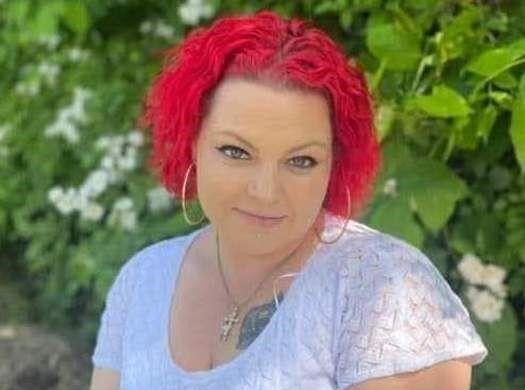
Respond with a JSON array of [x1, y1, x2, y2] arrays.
[[196, 154, 241, 201], [285, 172, 330, 207]]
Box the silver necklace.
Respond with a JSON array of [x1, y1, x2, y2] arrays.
[[215, 231, 307, 342]]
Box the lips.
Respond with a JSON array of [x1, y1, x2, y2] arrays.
[[235, 208, 286, 220]]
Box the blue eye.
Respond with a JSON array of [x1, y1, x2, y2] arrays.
[[290, 156, 318, 169], [216, 145, 318, 170], [217, 145, 250, 159]]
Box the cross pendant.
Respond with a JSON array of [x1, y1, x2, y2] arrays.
[[220, 305, 240, 342]]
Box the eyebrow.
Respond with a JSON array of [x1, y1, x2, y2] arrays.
[[214, 130, 328, 153]]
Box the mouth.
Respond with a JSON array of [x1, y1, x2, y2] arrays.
[[234, 208, 287, 228], [234, 208, 287, 220]]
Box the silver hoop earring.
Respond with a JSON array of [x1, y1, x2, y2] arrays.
[[314, 186, 352, 244], [181, 162, 205, 225]]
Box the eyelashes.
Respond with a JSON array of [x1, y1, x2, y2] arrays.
[[216, 145, 318, 169]]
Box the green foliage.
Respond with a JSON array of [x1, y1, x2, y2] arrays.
[[1, 0, 524, 387]]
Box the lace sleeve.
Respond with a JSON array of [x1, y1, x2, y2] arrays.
[[334, 237, 489, 389], [91, 257, 138, 372]]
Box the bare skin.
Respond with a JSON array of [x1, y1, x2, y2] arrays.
[[168, 219, 323, 371]]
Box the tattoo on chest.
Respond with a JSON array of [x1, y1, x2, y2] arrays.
[[236, 291, 285, 350]]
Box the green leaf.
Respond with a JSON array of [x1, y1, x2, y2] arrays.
[[396, 159, 469, 232], [366, 196, 425, 248], [366, 14, 421, 70], [368, 140, 467, 237], [492, 71, 518, 89], [465, 38, 525, 77], [476, 304, 518, 375], [61, 2, 91, 37], [339, 8, 352, 30], [509, 74, 525, 172], [476, 104, 498, 143], [411, 85, 471, 117], [375, 102, 396, 141], [28, 1, 65, 39], [5, 0, 30, 25]]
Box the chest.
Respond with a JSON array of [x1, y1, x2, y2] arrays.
[[167, 247, 293, 372]]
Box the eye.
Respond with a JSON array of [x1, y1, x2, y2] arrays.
[[217, 145, 250, 160], [289, 156, 318, 169]]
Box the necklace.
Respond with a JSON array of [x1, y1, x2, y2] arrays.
[[215, 231, 309, 342]]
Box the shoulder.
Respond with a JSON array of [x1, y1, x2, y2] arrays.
[[325, 216, 444, 292], [108, 232, 189, 292], [325, 216, 474, 331]]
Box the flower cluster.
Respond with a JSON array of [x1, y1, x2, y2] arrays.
[[37, 61, 60, 86], [47, 130, 145, 231], [457, 253, 508, 323], [139, 19, 176, 40], [44, 87, 92, 144], [107, 197, 137, 231], [37, 34, 61, 50], [178, 0, 215, 26]]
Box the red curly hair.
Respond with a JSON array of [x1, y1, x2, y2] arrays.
[[137, 10, 382, 220]]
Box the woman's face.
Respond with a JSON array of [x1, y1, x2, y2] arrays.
[[192, 77, 333, 256]]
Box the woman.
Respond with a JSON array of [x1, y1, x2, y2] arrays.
[[89, 10, 488, 390]]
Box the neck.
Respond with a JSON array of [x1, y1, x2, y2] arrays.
[[208, 215, 325, 286]]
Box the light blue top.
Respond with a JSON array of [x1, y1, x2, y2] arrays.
[[92, 213, 488, 389]]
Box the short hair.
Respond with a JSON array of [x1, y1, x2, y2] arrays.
[[137, 10, 382, 220]]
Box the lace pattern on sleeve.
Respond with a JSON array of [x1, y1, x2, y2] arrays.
[[335, 236, 489, 389]]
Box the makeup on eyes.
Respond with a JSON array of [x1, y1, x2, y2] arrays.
[[215, 144, 319, 169]]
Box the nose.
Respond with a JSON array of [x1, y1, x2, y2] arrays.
[[247, 164, 281, 204]]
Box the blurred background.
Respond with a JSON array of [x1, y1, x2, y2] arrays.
[[1, 0, 524, 388]]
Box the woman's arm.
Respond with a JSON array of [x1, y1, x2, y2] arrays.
[[89, 367, 120, 390], [344, 359, 472, 390]]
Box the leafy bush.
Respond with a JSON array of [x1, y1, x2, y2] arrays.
[[1, 0, 524, 388]]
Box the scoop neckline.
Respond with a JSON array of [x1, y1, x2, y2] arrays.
[[163, 215, 334, 380]]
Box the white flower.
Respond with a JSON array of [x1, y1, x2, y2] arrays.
[[73, 87, 92, 103], [382, 178, 398, 197], [37, 61, 60, 85], [127, 130, 144, 147], [105, 169, 122, 185], [38, 34, 61, 50], [481, 263, 508, 298], [15, 81, 40, 97], [49, 186, 79, 215], [178, 0, 214, 26], [67, 47, 89, 62], [80, 169, 110, 199], [48, 186, 64, 204], [44, 87, 92, 144], [139, 20, 175, 40], [114, 197, 133, 211], [139, 20, 153, 34], [108, 197, 137, 231], [458, 253, 508, 299], [100, 155, 115, 170], [465, 285, 504, 323], [120, 210, 137, 230], [80, 201, 105, 222], [457, 253, 486, 285], [154, 21, 175, 40], [147, 186, 172, 212]]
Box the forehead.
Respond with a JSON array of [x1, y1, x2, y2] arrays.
[[202, 77, 332, 145]]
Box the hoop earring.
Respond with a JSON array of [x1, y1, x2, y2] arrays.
[[314, 186, 352, 244], [181, 161, 205, 225]]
